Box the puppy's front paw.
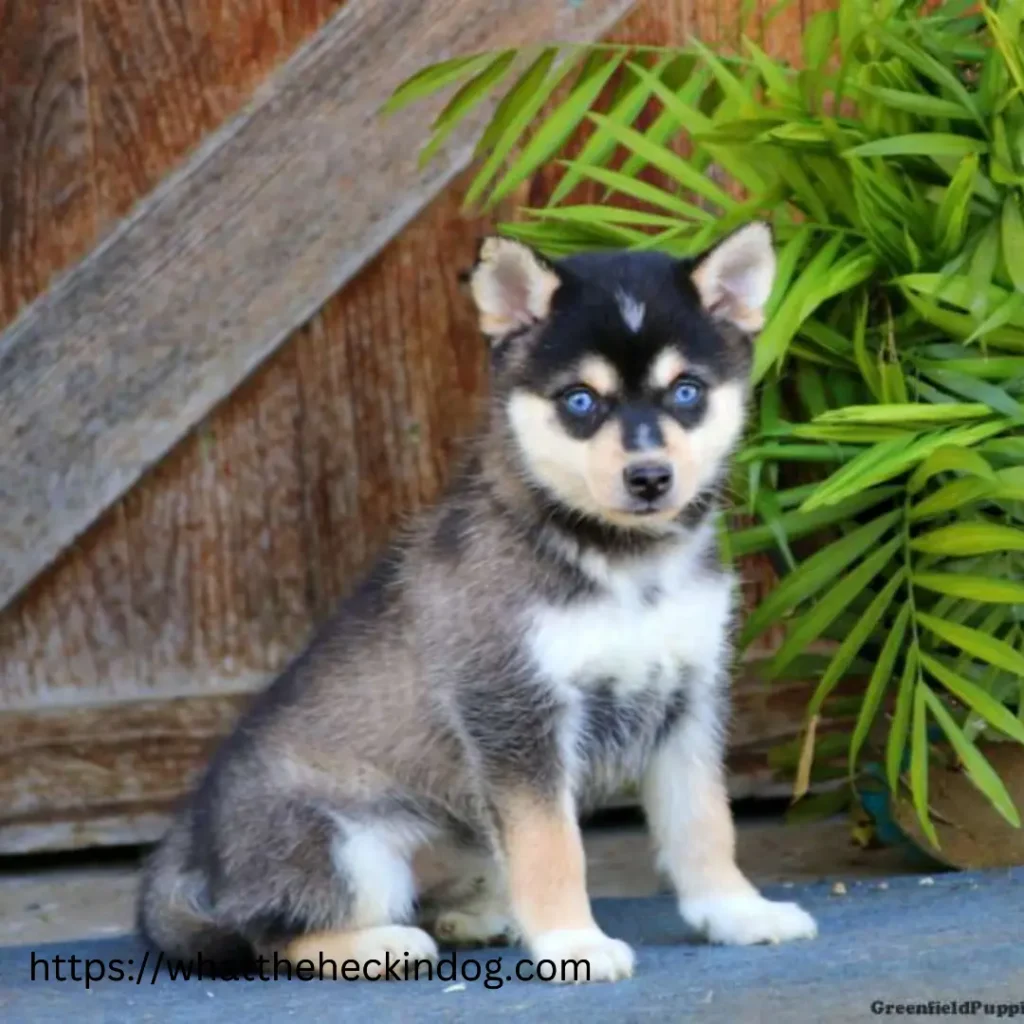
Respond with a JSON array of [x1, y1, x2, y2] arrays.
[[681, 893, 817, 946], [530, 927, 635, 983]]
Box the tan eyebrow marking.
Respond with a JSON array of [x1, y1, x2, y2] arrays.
[[648, 348, 688, 390], [576, 355, 621, 396]]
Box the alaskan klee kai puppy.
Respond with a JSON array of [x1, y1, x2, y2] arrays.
[[139, 222, 817, 982]]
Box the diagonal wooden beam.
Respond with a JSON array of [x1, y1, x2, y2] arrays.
[[0, 0, 634, 612]]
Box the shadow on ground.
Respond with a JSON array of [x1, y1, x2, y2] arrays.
[[1, 870, 1021, 1023]]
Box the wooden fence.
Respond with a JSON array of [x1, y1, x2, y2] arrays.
[[0, 0, 833, 853]]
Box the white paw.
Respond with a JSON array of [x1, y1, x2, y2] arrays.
[[681, 893, 818, 946], [351, 925, 439, 979], [432, 909, 516, 947], [530, 927, 635, 983]]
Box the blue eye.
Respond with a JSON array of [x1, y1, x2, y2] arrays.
[[561, 388, 598, 417], [671, 377, 703, 408]]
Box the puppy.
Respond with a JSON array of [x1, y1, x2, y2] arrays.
[[138, 222, 817, 982]]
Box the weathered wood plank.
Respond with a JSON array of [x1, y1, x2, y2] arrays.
[[0, 0, 97, 327], [0, 0, 635, 613], [0, 0, 347, 331], [0, 668, 837, 853], [0, 693, 248, 853], [83, 0, 347, 230], [0, 178, 492, 711]]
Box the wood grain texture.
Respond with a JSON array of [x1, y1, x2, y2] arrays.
[[0, 693, 248, 853], [0, 0, 347, 333], [0, 0, 635, 614], [1, 0, 839, 851], [0, 671, 842, 853], [83, 0, 346, 228], [0, 177, 492, 711], [0, 0, 97, 328]]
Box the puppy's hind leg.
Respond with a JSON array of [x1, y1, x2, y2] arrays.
[[276, 815, 441, 980], [414, 843, 517, 948], [211, 799, 438, 980]]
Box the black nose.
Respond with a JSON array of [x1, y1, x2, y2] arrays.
[[624, 462, 673, 502]]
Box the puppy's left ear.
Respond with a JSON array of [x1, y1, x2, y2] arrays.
[[689, 221, 776, 332], [468, 236, 564, 341]]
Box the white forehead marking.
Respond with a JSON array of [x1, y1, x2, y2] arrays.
[[635, 422, 656, 450], [616, 289, 645, 333]]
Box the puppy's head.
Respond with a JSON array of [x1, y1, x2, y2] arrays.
[[468, 224, 775, 530]]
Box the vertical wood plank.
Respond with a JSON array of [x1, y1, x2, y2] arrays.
[[82, 0, 349, 229], [0, 0, 97, 326]]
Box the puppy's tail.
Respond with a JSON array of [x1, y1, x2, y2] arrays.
[[137, 811, 249, 967]]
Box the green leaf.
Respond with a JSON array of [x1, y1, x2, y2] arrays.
[[920, 652, 1024, 745], [803, 421, 1008, 512], [789, 425, 909, 443], [1002, 195, 1024, 293], [970, 221, 1001, 320], [911, 522, 1024, 555], [739, 510, 901, 646], [466, 49, 582, 208], [770, 537, 902, 679], [849, 601, 911, 774], [905, 292, 1024, 351], [936, 153, 979, 258], [983, 2, 1024, 97], [621, 61, 767, 193], [963, 293, 1024, 347], [910, 681, 940, 848], [921, 684, 1021, 827], [913, 573, 1024, 604], [808, 568, 907, 719], [548, 54, 676, 206], [689, 37, 758, 112], [417, 51, 519, 167], [473, 49, 557, 159], [383, 52, 499, 115], [898, 273, 1024, 323], [856, 84, 975, 121], [886, 646, 919, 794], [585, 113, 736, 209], [907, 444, 995, 494], [803, 9, 837, 70], [525, 205, 686, 228], [753, 234, 846, 382], [730, 486, 901, 556], [738, 442, 862, 464], [814, 403, 992, 425], [872, 28, 982, 126], [917, 611, 1024, 678], [743, 38, 799, 105], [555, 162, 713, 221], [845, 134, 989, 159], [908, 478, 997, 521], [488, 52, 625, 206], [617, 64, 713, 183], [914, 349, 1024, 380], [851, 293, 882, 400], [923, 367, 1024, 420]]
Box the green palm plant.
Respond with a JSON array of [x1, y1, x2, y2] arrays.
[[387, 0, 1024, 849]]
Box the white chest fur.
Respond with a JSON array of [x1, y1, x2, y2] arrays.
[[526, 528, 735, 697]]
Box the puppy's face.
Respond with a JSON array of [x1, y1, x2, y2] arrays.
[[469, 226, 775, 529]]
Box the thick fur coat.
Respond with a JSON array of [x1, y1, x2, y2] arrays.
[[139, 223, 817, 982]]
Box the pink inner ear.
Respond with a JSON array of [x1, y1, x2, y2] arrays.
[[494, 261, 533, 325]]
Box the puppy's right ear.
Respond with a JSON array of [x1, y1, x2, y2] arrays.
[[468, 236, 564, 341]]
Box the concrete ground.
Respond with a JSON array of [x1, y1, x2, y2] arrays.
[[0, 813, 911, 948], [3, 814, 1022, 1022]]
